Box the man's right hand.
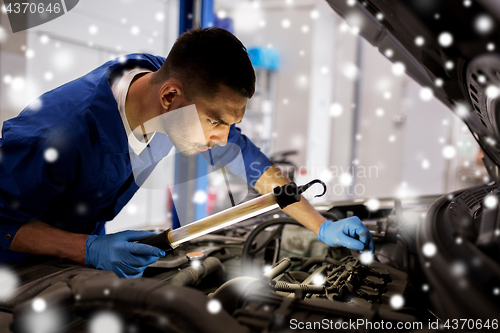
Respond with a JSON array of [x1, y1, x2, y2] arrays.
[[85, 230, 166, 278]]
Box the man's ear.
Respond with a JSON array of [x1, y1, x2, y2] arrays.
[[159, 81, 184, 112]]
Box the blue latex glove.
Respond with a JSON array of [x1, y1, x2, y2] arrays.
[[85, 230, 166, 278], [317, 217, 375, 253]]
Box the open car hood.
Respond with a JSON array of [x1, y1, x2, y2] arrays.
[[325, 0, 500, 179]]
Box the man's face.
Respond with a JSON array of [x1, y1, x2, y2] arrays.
[[168, 85, 247, 156]]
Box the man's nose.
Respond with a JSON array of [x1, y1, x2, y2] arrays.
[[209, 126, 230, 147]]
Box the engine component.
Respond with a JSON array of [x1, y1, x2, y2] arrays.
[[169, 256, 224, 287]]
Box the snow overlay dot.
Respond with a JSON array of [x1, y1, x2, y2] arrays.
[[442, 145, 456, 159], [421, 159, 430, 169], [391, 62, 405, 76], [415, 36, 425, 46], [89, 311, 123, 333], [32, 298, 46, 312], [126, 204, 138, 215], [484, 194, 498, 209], [422, 242, 437, 257], [329, 103, 343, 117], [438, 32, 453, 47], [360, 252, 373, 265], [419, 87, 433, 101], [44, 148, 58, 163], [365, 199, 380, 212], [390, 294, 404, 309], [193, 190, 208, 204], [40, 35, 49, 44], [281, 19, 291, 29], [131, 26, 140, 35], [0, 267, 18, 301], [310, 10, 319, 20], [451, 262, 466, 277], [89, 25, 98, 35], [486, 85, 499, 99], [207, 299, 222, 314], [339, 173, 353, 186], [342, 63, 358, 80], [312, 274, 325, 285], [155, 12, 165, 22], [44, 72, 54, 81], [475, 15, 494, 34]]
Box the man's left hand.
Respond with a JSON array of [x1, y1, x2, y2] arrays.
[[317, 217, 375, 253]]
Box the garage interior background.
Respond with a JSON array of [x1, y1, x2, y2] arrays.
[[0, 0, 488, 233]]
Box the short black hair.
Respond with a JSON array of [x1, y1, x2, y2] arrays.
[[152, 27, 255, 101]]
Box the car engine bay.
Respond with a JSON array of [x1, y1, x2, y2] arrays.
[[2, 184, 498, 332]]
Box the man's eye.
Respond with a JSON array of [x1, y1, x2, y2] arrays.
[[209, 119, 218, 125]]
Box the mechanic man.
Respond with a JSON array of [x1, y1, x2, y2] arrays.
[[0, 28, 374, 278]]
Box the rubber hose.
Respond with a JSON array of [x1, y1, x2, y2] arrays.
[[169, 257, 224, 286]]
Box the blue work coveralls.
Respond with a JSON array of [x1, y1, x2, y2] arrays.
[[0, 53, 272, 263]]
